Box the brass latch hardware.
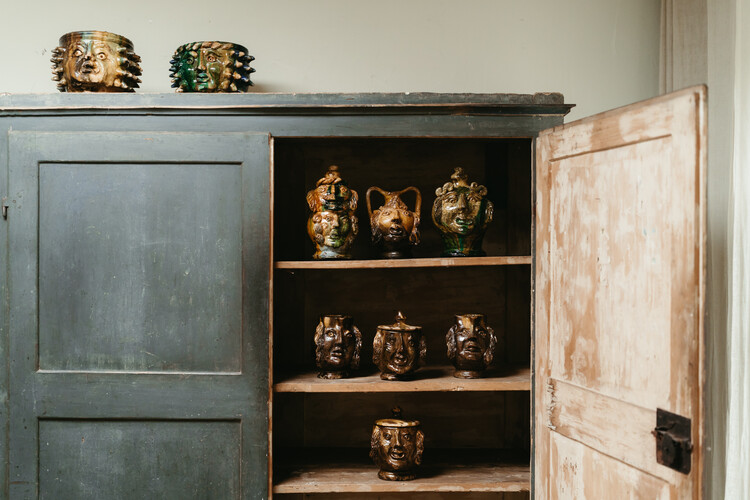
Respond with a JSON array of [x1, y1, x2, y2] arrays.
[[652, 408, 692, 474]]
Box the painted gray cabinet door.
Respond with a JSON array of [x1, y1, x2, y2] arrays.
[[7, 132, 270, 499]]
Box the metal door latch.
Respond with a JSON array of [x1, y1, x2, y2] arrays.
[[1, 197, 7, 220], [652, 408, 693, 474]]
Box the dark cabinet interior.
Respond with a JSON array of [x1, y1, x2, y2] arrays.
[[271, 137, 533, 498]]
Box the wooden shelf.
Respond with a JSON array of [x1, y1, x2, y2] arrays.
[[273, 450, 530, 494], [274, 366, 530, 393], [274, 255, 531, 270]]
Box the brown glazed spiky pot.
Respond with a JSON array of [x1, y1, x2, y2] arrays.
[[51, 31, 142, 92]]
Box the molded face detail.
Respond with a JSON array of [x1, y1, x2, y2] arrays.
[[314, 315, 362, 379], [169, 41, 255, 93], [432, 167, 494, 257], [313, 211, 352, 248], [372, 313, 426, 380], [446, 314, 497, 378], [306, 166, 359, 259], [51, 31, 142, 92]]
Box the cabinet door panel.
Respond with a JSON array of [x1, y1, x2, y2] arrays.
[[535, 86, 706, 499], [8, 132, 270, 499]]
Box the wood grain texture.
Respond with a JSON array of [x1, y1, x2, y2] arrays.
[[274, 464, 529, 494], [275, 256, 531, 269], [0, 92, 572, 117], [274, 366, 530, 393], [282, 493, 529, 500], [534, 86, 706, 499], [273, 449, 529, 494]]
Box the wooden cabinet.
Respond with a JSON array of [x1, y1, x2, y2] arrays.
[[0, 89, 705, 499]]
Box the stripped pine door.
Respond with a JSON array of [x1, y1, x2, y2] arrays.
[[534, 86, 706, 499]]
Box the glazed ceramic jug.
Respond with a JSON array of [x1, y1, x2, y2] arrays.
[[366, 186, 421, 258]]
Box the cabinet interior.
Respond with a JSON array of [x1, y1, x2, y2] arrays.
[[271, 137, 533, 498]]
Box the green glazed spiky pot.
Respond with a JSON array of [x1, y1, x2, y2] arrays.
[[169, 41, 255, 93]]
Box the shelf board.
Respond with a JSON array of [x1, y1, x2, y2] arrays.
[[274, 365, 530, 393], [273, 449, 530, 494], [274, 255, 531, 270]]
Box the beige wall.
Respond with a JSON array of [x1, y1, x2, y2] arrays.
[[2, 0, 660, 121]]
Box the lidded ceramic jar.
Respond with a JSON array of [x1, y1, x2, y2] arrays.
[[370, 406, 424, 481], [313, 314, 362, 379], [372, 312, 426, 380], [366, 186, 422, 258], [446, 313, 497, 378]]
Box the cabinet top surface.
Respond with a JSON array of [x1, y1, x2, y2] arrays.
[[0, 92, 573, 116]]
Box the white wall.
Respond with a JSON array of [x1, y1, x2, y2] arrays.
[[1, 0, 660, 121]]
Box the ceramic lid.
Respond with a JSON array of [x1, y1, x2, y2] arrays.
[[375, 406, 420, 428], [377, 311, 421, 333]]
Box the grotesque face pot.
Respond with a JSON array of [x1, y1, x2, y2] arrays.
[[169, 41, 255, 92], [314, 315, 362, 379], [51, 31, 142, 92], [366, 186, 421, 258], [446, 314, 497, 378], [372, 312, 426, 381], [432, 167, 494, 257], [370, 407, 424, 481], [306, 166, 359, 259]]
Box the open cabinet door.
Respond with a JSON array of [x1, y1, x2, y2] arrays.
[[534, 86, 706, 499]]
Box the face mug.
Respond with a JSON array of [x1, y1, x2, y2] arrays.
[[314, 314, 362, 379], [446, 313, 497, 378], [370, 406, 424, 481]]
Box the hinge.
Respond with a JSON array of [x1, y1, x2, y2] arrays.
[[1, 197, 7, 220], [652, 408, 693, 474]]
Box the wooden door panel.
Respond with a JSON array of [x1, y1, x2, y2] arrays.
[[535, 86, 706, 498], [39, 420, 241, 499], [546, 378, 683, 484], [8, 132, 270, 499], [548, 138, 674, 409], [551, 432, 671, 500], [39, 162, 243, 372]]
